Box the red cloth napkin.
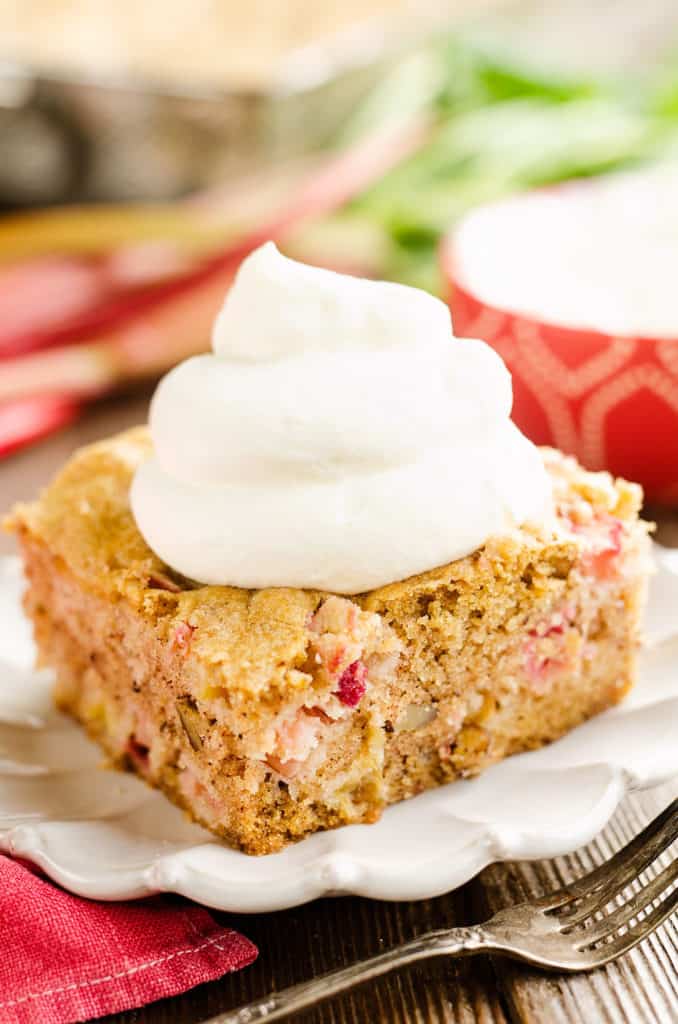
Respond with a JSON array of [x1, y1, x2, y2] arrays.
[[0, 856, 257, 1024]]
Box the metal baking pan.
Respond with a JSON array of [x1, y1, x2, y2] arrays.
[[0, 3, 508, 205]]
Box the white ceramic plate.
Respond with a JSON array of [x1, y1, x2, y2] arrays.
[[1, 551, 678, 912]]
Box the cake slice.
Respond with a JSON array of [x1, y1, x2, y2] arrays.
[[8, 428, 651, 854]]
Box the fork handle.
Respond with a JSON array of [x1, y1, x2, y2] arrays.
[[213, 927, 490, 1024]]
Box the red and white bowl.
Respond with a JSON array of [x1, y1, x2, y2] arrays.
[[442, 168, 678, 503]]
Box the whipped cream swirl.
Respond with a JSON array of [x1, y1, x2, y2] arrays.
[[131, 242, 551, 593]]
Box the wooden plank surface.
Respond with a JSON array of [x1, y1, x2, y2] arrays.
[[481, 782, 678, 1024], [105, 892, 510, 1024], [1, 395, 676, 1024]]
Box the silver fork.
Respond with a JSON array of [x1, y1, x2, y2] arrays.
[[214, 797, 678, 1024]]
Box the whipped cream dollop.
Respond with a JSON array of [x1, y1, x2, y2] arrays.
[[131, 242, 551, 593]]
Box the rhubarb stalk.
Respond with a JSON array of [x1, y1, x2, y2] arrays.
[[1, 118, 429, 406]]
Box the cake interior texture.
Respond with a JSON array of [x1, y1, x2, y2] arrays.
[[8, 428, 651, 854]]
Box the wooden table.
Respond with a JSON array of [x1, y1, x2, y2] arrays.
[[2, 394, 677, 1024]]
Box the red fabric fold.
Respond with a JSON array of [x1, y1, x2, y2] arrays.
[[0, 855, 257, 1024]]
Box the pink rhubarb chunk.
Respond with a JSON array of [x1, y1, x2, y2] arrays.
[[171, 621, 195, 652], [583, 518, 623, 580], [523, 606, 576, 693], [126, 736, 150, 770], [333, 660, 367, 707]]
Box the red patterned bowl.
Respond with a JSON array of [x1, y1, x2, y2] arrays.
[[442, 175, 678, 504]]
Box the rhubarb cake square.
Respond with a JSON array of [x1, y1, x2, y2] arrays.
[[7, 244, 652, 855], [9, 430, 650, 854]]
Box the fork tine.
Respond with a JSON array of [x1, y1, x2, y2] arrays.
[[579, 881, 678, 966], [545, 797, 678, 916], [574, 856, 678, 946]]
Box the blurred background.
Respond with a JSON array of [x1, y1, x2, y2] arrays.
[[2, 0, 678, 527]]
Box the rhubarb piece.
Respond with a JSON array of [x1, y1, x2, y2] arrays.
[[0, 256, 109, 358], [334, 661, 367, 707], [126, 736, 150, 770], [0, 396, 80, 459], [171, 622, 195, 652]]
